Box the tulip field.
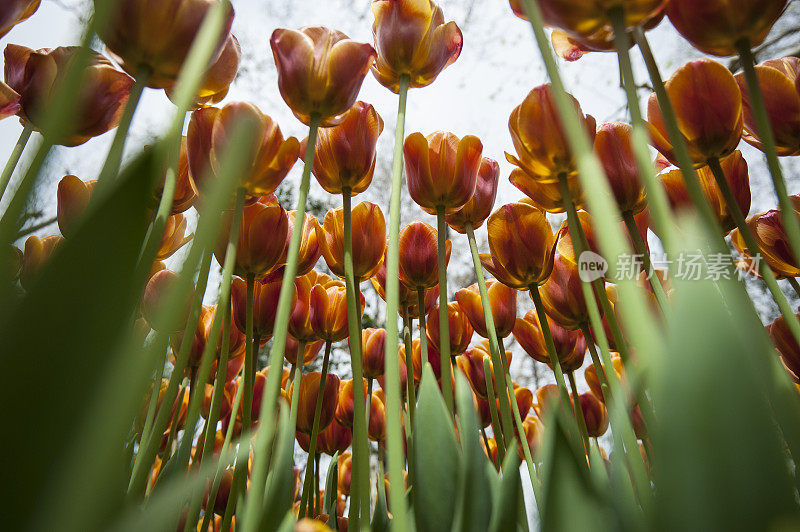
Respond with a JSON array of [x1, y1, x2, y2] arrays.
[[4, 0, 800, 531]]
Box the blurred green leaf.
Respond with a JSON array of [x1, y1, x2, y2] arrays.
[[489, 440, 521, 532], [259, 407, 295, 532], [324, 451, 340, 524], [413, 365, 459, 532], [372, 464, 390, 532]]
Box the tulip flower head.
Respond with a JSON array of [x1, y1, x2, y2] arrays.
[[371, 0, 463, 92], [368, 390, 387, 443], [426, 301, 474, 356], [731, 199, 800, 279], [579, 392, 609, 437], [446, 157, 500, 233], [362, 328, 389, 379], [595, 122, 647, 215], [289, 271, 336, 343], [456, 345, 511, 399], [539, 253, 594, 330], [335, 378, 368, 429], [231, 274, 293, 339], [0, 1, 40, 39], [56, 175, 96, 238], [398, 221, 450, 290], [309, 282, 351, 343], [166, 33, 241, 109], [317, 201, 386, 280], [371, 256, 439, 318], [142, 269, 193, 333], [153, 137, 197, 215], [270, 26, 377, 127], [455, 280, 518, 339], [172, 304, 245, 368], [284, 337, 324, 367], [768, 312, 800, 382], [4, 44, 134, 146], [292, 371, 340, 434], [20, 235, 63, 290], [404, 131, 483, 214], [513, 309, 587, 371]]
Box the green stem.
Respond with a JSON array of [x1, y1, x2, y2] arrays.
[[465, 222, 516, 444], [239, 113, 320, 532], [436, 206, 454, 414], [482, 355, 506, 461], [736, 39, 800, 270], [0, 123, 33, 202], [417, 287, 430, 378], [14, 215, 56, 239], [299, 340, 332, 518], [314, 453, 321, 517], [622, 210, 669, 310], [788, 277, 800, 300], [707, 156, 800, 346], [140, 354, 167, 446], [379, 72, 410, 532], [528, 286, 571, 400], [401, 306, 416, 425], [243, 273, 255, 431], [567, 371, 591, 455]]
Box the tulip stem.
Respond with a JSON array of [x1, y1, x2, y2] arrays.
[[288, 343, 305, 429], [0, 123, 33, 202], [417, 287, 431, 370], [736, 39, 800, 271], [243, 273, 256, 432], [240, 113, 320, 532], [567, 371, 591, 456], [482, 356, 506, 462], [622, 210, 669, 310], [380, 72, 411, 532], [465, 222, 516, 444], [299, 340, 332, 518], [401, 306, 416, 425], [436, 207, 454, 415], [140, 353, 167, 447], [788, 277, 800, 300], [479, 426, 493, 466], [95, 67, 151, 191], [341, 192, 371, 525], [707, 156, 800, 346]]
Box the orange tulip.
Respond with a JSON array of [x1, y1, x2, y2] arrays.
[[547, 14, 665, 61], [398, 221, 451, 290], [157, 214, 193, 261], [368, 390, 387, 443], [370, 0, 463, 93], [482, 202, 557, 289], [165, 33, 241, 109], [317, 201, 386, 280], [20, 235, 63, 290], [371, 256, 438, 318], [446, 156, 500, 233], [533, 384, 561, 419], [411, 337, 443, 383], [141, 269, 193, 333], [289, 271, 335, 343], [187, 102, 301, 197], [731, 199, 800, 279], [362, 328, 388, 380], [595, 122, 647, 215], [427, 301, 473, 356], [521, 414, 545, 459], [506, 84, 595, 189], [0, 1, 40, 38], [3, 44, 133, 146], [99, 0, 234, 88], [214, 199, 288, 277], [513, 309, 587, 372], [270, 26, 376, 127], [300, 418, 352, 456], [231, 274, 293, 339], [660, 150, 750, 235], [768, 312, 800, 382], [647, 59, 743, 167], [511, 173, 585, 213], [585, 352, 627, 404], [578, 392, 609, 437], [292, 371, 341, 434], [56, 175, 96, 238], [310, 281, 365, 343], [153, 137, 197, 215], [735, 57, 800, 156], [665, 0, 788, 57], [337, 452, 353, 496], [307, 101, 384, 195], [404, 131, 482, 214], [335, 378, 368, 429], [456, 343, 510, 399], [525, 0, 666, 41], [513, 383, 534, 421], [377, 346, 409, 398], [539, 253, 594, 330], [455, 280, 518, 339], [171, 304, 245, 368], [284, 337, 324, 367]]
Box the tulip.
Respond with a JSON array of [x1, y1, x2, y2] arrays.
[[317, 201, 386, 280], [214, 200, 288, 278], [153, 137, 197, 215], [362, 328, 389, 380], [482, 202, 557, 289], [403, 131, 482, 215], [456, 343, 511, 399], [187, 102, 301, 198], [377, 346, 409, 399], [660, 150, 751, 235], [513, 309, 587, 372], [665, 0, 788, 57], [398, 221, 450, 290], [292, 372, 341, 434], [98, 0, 234, 88], [446, 157, 500, 234], [595, 122, 647, 215], [335, 378, 368, 429], [309, 283, 352, 343], [520, 414, 545, 459], [539, 253, 594, 330], [578, 392, 609, 437], [533, 384, 561, 419], [370, 0, 463, 93], [734, 57, 800, 156], [20, 235, 63, 290], [411, 338, 443, 383], [56, 175, 96, 238], [307, 101, 384, 195], [165, 34, 241, 109], [289, 271, 335, 344], [368, 390, 387, 443], [0, 1, 40, 39], [270, 26, 376, 127], [156, 214, 193, 261], [647, 59, 743, 167], [296, 418, 353, 456], [3, 44, 134, 146], [284, 211, 323, 277], [426, 302, 473, 356], [141, 269, 193, 333], [231, 275, 292, 339], [731, 201, 800, 279], [455, 280, 517, 339], [585, 352, 625, 403], [208, 355, 246, 385], [171, 304, 245, 368], [513, 384, 534, 421], [0, 82, 19, 121], [337, 452, 353, 496], [284, 338, 324, 368]]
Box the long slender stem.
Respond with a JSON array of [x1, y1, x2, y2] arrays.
[[465, 223, 516, 443], [417, 287, 430, 378], [240, 114, 320, 532], [436, 207, 454, 414], [0, 123, 33, 202], [379, 72, 411, 532], [243, 273, 255, 431], [737, 39, 800, 270], [288, 344, 305, 429], [527, 287, 571, 403], [622, 210, 669, 310], [788, 277, 800, 300], [140, 354, 167, 445], [342, 191, 370, 526], [482, 356, 506, 461], [567, 371, 591, 456], [299, 340, 332, 518], [14, 215, 56, 239], [401, 306, 416, 425]]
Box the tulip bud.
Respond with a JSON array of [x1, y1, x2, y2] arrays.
[[20, 234, 63, 290], [4, 44, 134, 146], [398, 221, 450, 290], [426, 301, 474, 356], [371, 257, 439, 319], [579, 392, 609, 437], [231, 274, 293, 339], [166, 34, 241, 109], [585, 353, 625, 404], [666, 0, 787, 57], [309, 282, 352, 343], [286, 211, 323, 277], [317, 201, 386, 280], [595, 122, 647, 215], [411, 337, 444, 383], [647, 59, 743, 167], [533, 384, 560, 419], [513, 309, 587, 372], [513, 383, 534, 421], [456, 350, 496, 400], [307, 101, 384, 195], [446, 157, 500, 233], [56, 175, 96, 238], [404, 131, 482, 214], [292, 371, 341, 434], [455, 280, 517, 339], [521, 414, 544, 459], [99, 0, 234, 88], [362, 328, 388, 380], [335, 378, 368, 429], [270, 26, 376, 126], [735, 57, 800, 156], [483, 202, 557, 289], [0, 1, 40, 38]]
